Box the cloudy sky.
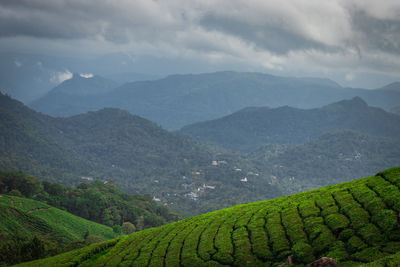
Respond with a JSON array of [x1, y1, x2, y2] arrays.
[[1, 0, 400, 88]]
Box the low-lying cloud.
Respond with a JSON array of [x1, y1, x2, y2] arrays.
[[79, 73, 93, 78], [50, 70, 72, 84]]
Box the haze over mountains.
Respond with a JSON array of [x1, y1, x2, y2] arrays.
[[30, 71, 400, 129], [2, 92, 400, 216], [0, 52, 161, 103], [181, 97, 400, 152], [30, 74, 119, 116]]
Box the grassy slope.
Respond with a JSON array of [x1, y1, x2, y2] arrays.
[[0, 195, 116, 244], [17, 167, 400, 266]]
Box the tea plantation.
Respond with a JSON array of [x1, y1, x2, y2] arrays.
[[0, 195, 116, 245], [18, 167, 400, 266]]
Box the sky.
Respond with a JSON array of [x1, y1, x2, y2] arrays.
[[1, 0, 400, 88]]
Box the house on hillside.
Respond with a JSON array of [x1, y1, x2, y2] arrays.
[[203, 184, 216, 190], [187, 192, 198, 200]]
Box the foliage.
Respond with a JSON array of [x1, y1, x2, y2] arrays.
[[121, 222, 135, 235], [17, 167, 400, 267]]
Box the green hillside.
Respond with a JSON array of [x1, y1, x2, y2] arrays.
[[17, 167, 400, 266], [0, 194, 117, 265]]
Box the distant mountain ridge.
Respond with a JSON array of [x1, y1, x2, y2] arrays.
[[379, 81, 400, 92], [45, 74, 118, 96], [29, 71, 400, 129], [30, 74, 119, 116], [181, 97, 400, 152]]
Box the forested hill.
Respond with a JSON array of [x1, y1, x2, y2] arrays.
[[0, 170, 177, 229], [0, 93, 281, 216], [181, 97, 400, 152], [249, 130, 400, 194], [18, 167, 400, 267], [29, 71, 400, 129]]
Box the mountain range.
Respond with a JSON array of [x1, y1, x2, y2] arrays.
[[3, 93, 400, 217], [1, 93, 281, 216], [30, 71, 400, 129], [181, 97, 400, 152], [0, 52, 161, 103]]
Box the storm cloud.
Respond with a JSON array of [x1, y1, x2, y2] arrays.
[[1, 0, 400, 87]]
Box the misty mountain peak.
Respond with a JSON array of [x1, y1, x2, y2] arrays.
[[324, 96, 368, 111], [349, 96, 368, 107], [46, 74, 118, 96]]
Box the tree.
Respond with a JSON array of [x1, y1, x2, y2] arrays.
[[9, 189, 22, 197], [121, 222, 136, 235], [112, 225, 122, 235], [22, 236, 46, 261]]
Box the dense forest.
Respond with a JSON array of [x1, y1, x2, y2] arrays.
[[0, 93, 282, 216], [249, 130, 400, 193], [0, 170, 177, 228]]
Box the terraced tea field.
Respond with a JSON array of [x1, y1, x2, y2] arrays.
[[18, 167, 400, 266], [0, 195, 116, 244]]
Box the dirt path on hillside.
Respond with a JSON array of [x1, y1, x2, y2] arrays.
[[27, 207, 51, 213]]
